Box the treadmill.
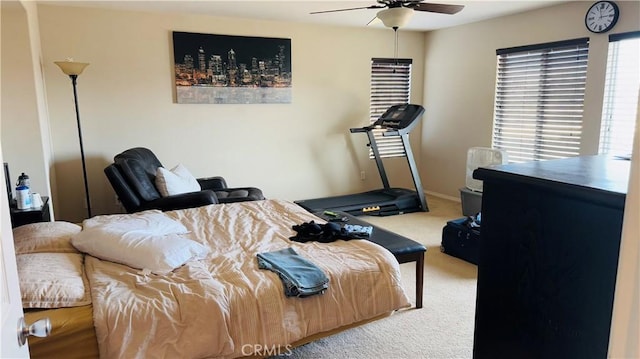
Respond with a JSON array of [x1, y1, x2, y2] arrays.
[[295, 104, 428, 216]]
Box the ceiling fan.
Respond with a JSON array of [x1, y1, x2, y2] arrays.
[[310, 1, 465, 29]]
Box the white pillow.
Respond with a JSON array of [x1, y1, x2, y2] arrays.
[[71, 212, 208, 274], [155, 163, 201, 197], [82, 210, 189, 235], [18, 253, 91, 308], [13, 221, 82, 254]]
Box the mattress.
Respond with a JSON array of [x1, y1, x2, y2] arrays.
[[23, 306, 390, 359], [24, 305, 98, 358]]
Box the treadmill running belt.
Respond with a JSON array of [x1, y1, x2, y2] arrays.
[[303, 191, 395, 208], [295, 188, 422, 216]]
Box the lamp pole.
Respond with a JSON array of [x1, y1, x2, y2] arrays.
[[70, 74, 92, 218], [55, 60, 92, 218]]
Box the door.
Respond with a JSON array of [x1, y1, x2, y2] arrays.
[[1, 147, 29, 358]]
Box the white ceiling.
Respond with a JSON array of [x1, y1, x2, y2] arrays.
[[42, 0, 570, 31]]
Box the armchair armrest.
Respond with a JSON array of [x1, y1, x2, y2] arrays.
[[141, 190, 219, 212], [198, 176, 228, 190]]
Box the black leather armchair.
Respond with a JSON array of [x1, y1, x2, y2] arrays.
[[104, 147, 264, 213]]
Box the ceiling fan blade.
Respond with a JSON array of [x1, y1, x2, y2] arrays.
[[412, 3, 464, 15], [310, 5, 384, 14]]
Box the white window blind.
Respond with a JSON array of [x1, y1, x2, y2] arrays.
[[598, 31, 640, 157], [492, 38, 589, 163], [370, 58, 412, 158]]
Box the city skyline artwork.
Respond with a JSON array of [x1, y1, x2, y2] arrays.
[[172, 31, 292, 104]]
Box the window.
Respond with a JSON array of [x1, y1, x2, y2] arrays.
[[598, 31, 640, 157], [369, 58, 412, 158], [492, 38, 590, 163]]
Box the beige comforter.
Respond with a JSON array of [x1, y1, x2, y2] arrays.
[[84, 199, 410, 358]]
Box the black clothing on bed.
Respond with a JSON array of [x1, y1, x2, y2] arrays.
[[289, 221, 372, 243]]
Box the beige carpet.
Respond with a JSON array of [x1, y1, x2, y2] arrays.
[[283, 195, 478, 359]]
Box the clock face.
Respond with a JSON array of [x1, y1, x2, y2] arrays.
[[585, 1, 619, 33]]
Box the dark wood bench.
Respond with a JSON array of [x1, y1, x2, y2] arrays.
[[315, 211, 427, 308]]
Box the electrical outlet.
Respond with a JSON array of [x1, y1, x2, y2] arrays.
[[360, 171, 366, 180]]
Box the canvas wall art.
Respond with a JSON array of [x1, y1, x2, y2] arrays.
[[172, 31, 292, 104]]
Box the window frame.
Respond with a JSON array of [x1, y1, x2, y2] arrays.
[[491, 38, 590, 163], [369, 58, 412, 158]]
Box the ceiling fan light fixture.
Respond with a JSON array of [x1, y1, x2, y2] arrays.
[[377, 7, 413, 28]]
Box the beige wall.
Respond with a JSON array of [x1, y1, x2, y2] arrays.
[[16, 4, 426, 222], [421, 1, 640, 198], [609, 95, 640, 359], [0, 2, 50, 203]]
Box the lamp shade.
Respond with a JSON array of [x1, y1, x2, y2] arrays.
[[54, 61, 89, 76], [377, 7, 413, 28]]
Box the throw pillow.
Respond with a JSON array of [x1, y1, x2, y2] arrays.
[[155, 163, 201, 197]]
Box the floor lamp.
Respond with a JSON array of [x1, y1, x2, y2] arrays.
[[54, 60, 92, 218]]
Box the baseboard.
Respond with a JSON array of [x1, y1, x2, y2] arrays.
[[425, 190, 461, 203]]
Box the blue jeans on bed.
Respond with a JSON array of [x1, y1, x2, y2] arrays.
[[257, 248, 329, 298]]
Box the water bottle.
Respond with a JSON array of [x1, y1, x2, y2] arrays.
[[16, 173, 32, 210], [16, 172, 30, 188]]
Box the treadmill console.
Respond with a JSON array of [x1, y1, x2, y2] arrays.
[[374, 104, 425, 131]]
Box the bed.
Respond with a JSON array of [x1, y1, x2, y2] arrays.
[[18, 199, 410, 358]]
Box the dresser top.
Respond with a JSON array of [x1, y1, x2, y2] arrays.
[[474, 155, 630, 196]]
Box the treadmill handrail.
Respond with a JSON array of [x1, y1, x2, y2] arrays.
[[349, 126, 371, 133]]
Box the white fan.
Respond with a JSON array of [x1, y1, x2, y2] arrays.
[[465, 147, 508, 192]]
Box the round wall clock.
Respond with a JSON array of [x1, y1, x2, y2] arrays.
[[585, 1, 620, 33]]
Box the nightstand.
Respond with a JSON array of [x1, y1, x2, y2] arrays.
[[10, 196, 51, 228]]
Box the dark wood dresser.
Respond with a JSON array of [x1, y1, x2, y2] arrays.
[[472, 155, 630, 359]]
